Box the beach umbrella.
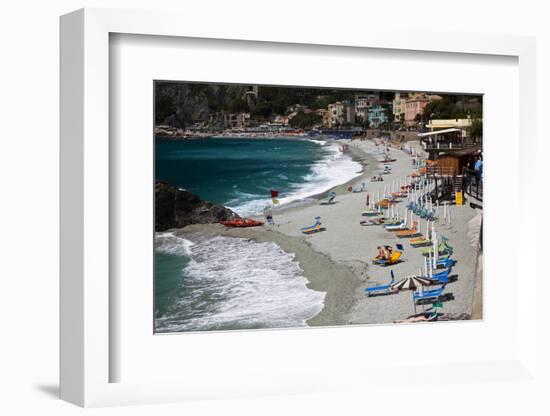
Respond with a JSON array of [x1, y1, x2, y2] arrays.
[[391, 275, 435, 291], [424, 258, 428, 276], [391, 275, 437, 314]]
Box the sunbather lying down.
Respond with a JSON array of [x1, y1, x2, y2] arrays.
[[375, 245, 394, 260], [394, 313, 437, 323]]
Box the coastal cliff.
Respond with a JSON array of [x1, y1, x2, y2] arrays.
[[155, 181, 238, 231]]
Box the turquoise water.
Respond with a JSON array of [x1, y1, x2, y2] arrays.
[[154, 252, 189, 318], [156, 137, 340, 216], [154, 137, 360, 333]]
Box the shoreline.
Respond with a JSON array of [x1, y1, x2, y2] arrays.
[[174, 224, 361, 326], [163, 140, 379, 328], [159, 138, 482, 328], [249, 139, 379, 221]]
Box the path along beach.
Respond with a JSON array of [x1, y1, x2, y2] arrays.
[[174, 138, 483, 327]]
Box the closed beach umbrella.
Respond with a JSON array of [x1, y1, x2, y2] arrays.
[[432, 228, 439, 268]]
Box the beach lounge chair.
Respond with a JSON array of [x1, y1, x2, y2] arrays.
[[375, 198, 393, 209], [421, 237, 453, 257], [301, 216, 324, 234], [435, 257, 456, 269], [383, 218, 403, 227], [414, 285, 446, 304], [385, 219, 414, 232], [410, 239, 432, 248], [364, 272, 396, 297], [352, 182, 367, 193], [320, 191, 337, 205], [410, 232, 431, 246], [362, 209, 382, 217], [396, 222, 421, 238]]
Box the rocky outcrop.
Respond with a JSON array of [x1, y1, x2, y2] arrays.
[[155, 83, 249, 127], [155, 181, 238, 231]]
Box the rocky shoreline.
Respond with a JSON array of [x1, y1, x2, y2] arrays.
[[155, 181, 238, 231]]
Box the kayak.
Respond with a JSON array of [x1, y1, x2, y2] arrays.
[[220, 219, 264, 227]]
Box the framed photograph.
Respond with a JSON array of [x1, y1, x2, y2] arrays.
[[60, 8, 538, 408]]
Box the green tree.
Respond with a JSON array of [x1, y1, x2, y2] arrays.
[[228, 98, 250, 113], [288, 110, 322, 129], [469, 119, 483, 141]]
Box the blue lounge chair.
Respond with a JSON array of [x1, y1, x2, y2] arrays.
[[365, 271, 395, 297], [320, 192, 337, 205], [430, 269, 452, 284], [435, 257, 455, 269], [414, 285, 446, 303], [301, 216, 323, 234]]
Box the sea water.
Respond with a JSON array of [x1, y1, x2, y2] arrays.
[[155, 232, 325, 333], [155, 137, 361, 332], [155, 137, 361, 216]]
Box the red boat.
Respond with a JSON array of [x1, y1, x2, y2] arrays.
[[219, 218, 264, 228]]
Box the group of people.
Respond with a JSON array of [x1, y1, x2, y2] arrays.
[[376, 245, 394, 261]]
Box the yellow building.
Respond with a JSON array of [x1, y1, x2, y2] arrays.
[[327, 101, 345, 127], [392, 92, 406, 122], [426, 118, 473, 137]]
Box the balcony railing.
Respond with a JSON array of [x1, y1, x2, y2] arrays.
[[421, 141, 475, 150], [462, 167, 483, 201]]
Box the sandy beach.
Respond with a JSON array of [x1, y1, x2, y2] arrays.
[[173, 138, 482, 326]]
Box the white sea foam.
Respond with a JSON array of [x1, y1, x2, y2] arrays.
[[278, 142, 362, 204], [155, 234, 326, 332], [155, 232, 194, 256], [228, 141, 362, 216], [304, 138, 328, 146]]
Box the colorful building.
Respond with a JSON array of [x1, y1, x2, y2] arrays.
[[392, 92, 407, 122], [367, 105, 388, 128], [404, 93, 442, 127], [354, 94, 379, 123], [343, 99, 355, 124], [327, 101, 345, 127], [354, 96, 369, 122]]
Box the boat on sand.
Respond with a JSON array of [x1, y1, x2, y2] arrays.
[[220, 219, 264, 228]]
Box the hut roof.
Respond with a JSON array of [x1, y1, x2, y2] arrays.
[[439, 145, 482, 157]]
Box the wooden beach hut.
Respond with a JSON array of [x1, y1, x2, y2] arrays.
[[435, 146, 481, 176]]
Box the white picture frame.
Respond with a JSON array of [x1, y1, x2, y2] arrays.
[[60, 8, 539, 408]]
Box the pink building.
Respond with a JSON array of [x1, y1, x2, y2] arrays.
[[404, 93, 442, 126]]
